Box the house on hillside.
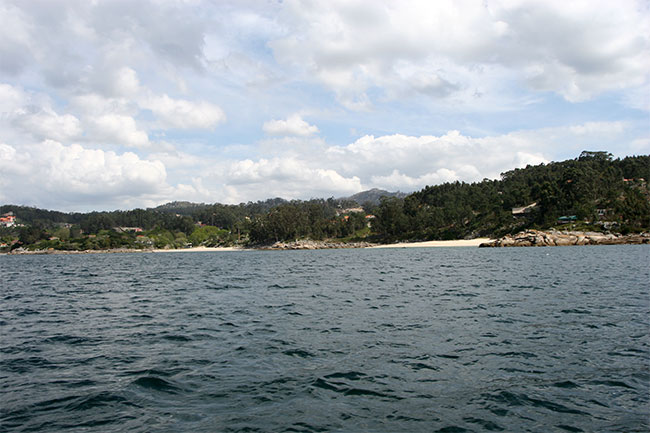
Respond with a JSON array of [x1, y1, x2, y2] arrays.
[[335, 207, 365, 216], [114, 227, 143, 233], [511, 202, 537, 217], [0, 213, 16, 227]]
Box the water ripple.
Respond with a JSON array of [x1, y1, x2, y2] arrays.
[[1, 246, 648, 432]]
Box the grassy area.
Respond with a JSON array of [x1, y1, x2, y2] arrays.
[[335, 227, 372, 243]]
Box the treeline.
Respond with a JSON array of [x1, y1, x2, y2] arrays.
[[0, 198, 287, 238], [372, 151, 650, 241], [248, 199, 369, 243], [0, 196, 366, 249], [1, 152, 649, 250]]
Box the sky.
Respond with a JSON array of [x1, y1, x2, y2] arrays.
[[0, 0, 648, 212]]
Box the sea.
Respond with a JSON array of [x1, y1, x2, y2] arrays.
[[1, 245, 648, 432]]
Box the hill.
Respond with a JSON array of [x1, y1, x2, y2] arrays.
[[343, 188, 407, 207], [2, 152, 648, 251], [372, 151, 649, 240], [151, 201, 211, 215]]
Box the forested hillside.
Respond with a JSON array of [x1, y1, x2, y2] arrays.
[[373, 151, 649, 240], [1, 152, 648, 250]]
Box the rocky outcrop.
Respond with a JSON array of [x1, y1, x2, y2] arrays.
[[261, 240, 375, 250], [479, 230, 650, 248]]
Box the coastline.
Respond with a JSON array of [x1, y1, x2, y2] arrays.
[[368, 238, 492, 248], [2, 246, 248, 255], [2, 239, 491, 255], [5, 232, 648, 255], [479, 230, 650, 247], [151, 246, 247, 253]]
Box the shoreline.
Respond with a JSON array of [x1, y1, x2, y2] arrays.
[[5, 232, 648, 255], [368, 238, 491, 248], [479, 230, 650, 247], [2, 238, 493, 255], [152, 246, 248, 253], [2, 246, 248, 255]]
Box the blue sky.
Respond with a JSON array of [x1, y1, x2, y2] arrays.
[[0, 0, 648, 211]]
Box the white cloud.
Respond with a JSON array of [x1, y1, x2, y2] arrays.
[[371, 168, 460, 190], [169, 121, 635, 202], [95, 66, 142, 97], [568, 121, 625, 136], [263, 114, 319, 136], [0, 84, 82, 142], [10, 107, 82, 142], [0, 83, 27, 112], [218, 157, 362, 201], [0, 1, 646, 211], [69, 93, 135, 116], [1, 119, 642, 210], [0, 3, 33, 75], [316, 122, 630, 191], [85, 114, 149, 148], [143, 94, 226, 129], [271, 0, 650, 107], [320, 130, 545, 190], [0, 140, 167, 209]]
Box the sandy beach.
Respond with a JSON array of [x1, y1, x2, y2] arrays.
[[2, 239, 493, 255], [152, 246, 247, 253], [122, 239, 494, 252], [154, 239, 493, 252], [368, 238, 492, 248]]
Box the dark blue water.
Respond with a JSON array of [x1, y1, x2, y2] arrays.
[[1, 246, 648, 432]]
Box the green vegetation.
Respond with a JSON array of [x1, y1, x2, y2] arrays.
[[372, 151, 649, 241], [1, 152, 648, 252]]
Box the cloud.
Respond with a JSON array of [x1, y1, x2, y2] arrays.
[[84, 114, 150, 148], [322, 130, 551, 189], [0, 83, 27, 112], [96, 66, 142, 97], [142, 94, 226, 129], [263, 114, 319, 136], [371, 168, 460, 189], [201, 123, 616, 202], [69, 93, 135, 117], [10, 107, 82, 142], [0, 84, 82, 142], [315, 121, 631, 191], [226, 157, 360, 191], [91, 0, 208, 71], [0, 3, 33, 75], [160, 120, 639, 205], [0, 1, 646, 211], [0, 118, 642, 211], [0, 140, 167, 209], [168, 157, 362, 204], [270, 0, 650, 107]]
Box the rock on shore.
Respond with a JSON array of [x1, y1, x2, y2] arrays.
[[479, 230, 650, 248], [261, 240, 375, 250]]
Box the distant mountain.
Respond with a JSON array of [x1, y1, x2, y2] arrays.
[[344, 188, 407, 207], [151, 201, 211, 215], [152, 192, 400, 214]]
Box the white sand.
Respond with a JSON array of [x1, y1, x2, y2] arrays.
[[151, 246, 247, 253], [150, 238, 492, 252], [368, 238, 492, 248]]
